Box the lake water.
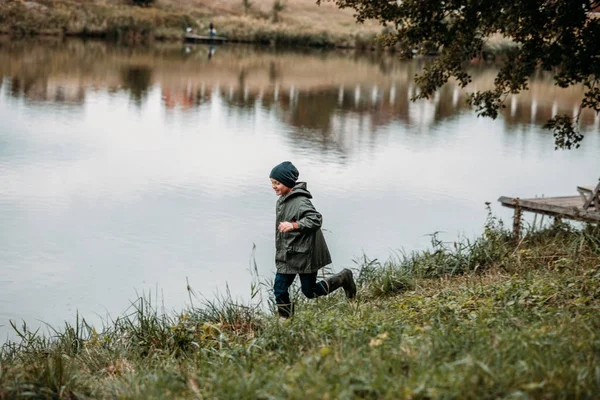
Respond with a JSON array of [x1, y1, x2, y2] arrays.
[[1, 38, 599, 341]]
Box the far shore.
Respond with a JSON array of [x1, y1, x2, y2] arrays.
[[0, 0, 515, 52]]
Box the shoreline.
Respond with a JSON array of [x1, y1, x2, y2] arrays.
[[0, 1, 516, 52], [0, 0, 382, 49], [1, 220, 599, 397]]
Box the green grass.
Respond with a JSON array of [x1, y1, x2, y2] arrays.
[[1, 213, 600, 399]]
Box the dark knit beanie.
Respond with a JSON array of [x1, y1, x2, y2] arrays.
[[269, 161, 299, 188]]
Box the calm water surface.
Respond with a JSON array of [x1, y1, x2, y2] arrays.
[[1, 39, 599, 340]]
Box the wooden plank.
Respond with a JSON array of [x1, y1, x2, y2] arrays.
[[530, 196, 584, 207], [577, 186, 594, 193], [582, 181, 600, 209], [577, 185, 596, 209], [498, 196, 600, 223]]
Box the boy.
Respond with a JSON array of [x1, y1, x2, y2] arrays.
[[269, 161, 356, 319]]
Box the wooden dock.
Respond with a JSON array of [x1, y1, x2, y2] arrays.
[[184, 34, 227, 44], [499, 195, 600, 222], [498, 195, 600, 236]]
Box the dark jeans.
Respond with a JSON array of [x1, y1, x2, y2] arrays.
[[273, 272, 328, 308]]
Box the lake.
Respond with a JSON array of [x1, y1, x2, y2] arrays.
[[1, 38, 598, 341]]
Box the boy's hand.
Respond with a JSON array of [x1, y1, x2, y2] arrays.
[[278, 222, 296, 232]]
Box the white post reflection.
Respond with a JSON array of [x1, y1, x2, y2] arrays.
[[371, 86, 378, 105], [510, 96, 517, 117], [531, 99, 537, 122], [452, 86, 459, 107]]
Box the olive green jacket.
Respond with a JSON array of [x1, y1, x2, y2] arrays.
[[274, 182, 332, 274]]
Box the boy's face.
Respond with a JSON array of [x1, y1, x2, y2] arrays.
[[270, 178, 292, 196]]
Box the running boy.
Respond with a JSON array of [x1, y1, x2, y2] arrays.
[[269, 161, 356, 318]]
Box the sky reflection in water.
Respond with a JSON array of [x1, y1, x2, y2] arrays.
[[0, 39, 599, 340]]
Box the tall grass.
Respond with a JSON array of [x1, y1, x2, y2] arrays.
[[0, 1, 523, 52], [1, 214, 599, 398], [0, 0, 197, 41], [0, 0, 382, 48]]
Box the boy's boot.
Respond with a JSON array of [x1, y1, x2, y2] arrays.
[[326, 268, 357, 299], [277, 302, 294, 319]]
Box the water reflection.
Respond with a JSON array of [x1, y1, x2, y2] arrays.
[[1, 38, 599, 343], [121, 66, 153, 106], [1, 39, 596, 134]]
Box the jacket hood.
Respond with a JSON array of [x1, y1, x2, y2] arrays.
[[281, 182, 312, 201]]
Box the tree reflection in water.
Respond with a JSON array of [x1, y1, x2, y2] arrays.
[[0, 38, 597, 152], [120, 66, 153, 107]]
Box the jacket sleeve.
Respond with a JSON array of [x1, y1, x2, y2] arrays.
[[296, 198, 322, 232]]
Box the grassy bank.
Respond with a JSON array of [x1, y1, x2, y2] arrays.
[[0, 0, 517, 51], [2, 214, 599, 398], [0, 0, 198, 41], [0, 0, 384, 48]]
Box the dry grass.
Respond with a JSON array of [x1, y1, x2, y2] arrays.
[[0, 0, 384, 47], [159, 0, 384, 47]]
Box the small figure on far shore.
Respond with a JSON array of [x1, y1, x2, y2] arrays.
[[209, 22, 217, 37], [269, 161, 357, 319]]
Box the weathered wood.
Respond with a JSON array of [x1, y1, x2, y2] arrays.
[[498, 195, 600, 223], [577, 180, 600, 209], [184, 34, 227, 44], [578, 186, 594, 208], [512, 200, 522, 238]]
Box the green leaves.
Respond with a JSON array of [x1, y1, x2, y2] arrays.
[[544, 114, 584, 150]]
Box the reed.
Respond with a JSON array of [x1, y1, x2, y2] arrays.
[[0, 0, 383, 48]]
